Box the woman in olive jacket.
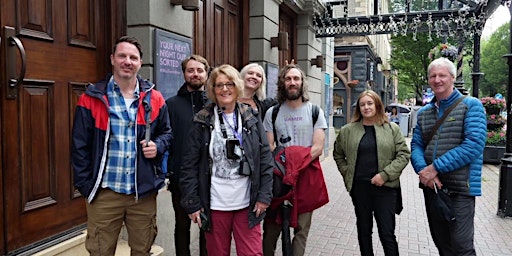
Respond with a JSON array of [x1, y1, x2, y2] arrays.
[[179, 64, 273, 255], [333, 90, 410, 256]]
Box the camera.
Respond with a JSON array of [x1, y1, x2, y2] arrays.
[[226, 138, 241, 160], [238, 158, 251, 176], [279, 135, 291, 144]]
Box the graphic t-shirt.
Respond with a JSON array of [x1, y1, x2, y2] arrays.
[[263, 102, 328, 147], [209, 106, 250, 211]]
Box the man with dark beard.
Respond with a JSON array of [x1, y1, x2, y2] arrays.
[[166, 55, 209, 256], [262, 64, 329, 256]]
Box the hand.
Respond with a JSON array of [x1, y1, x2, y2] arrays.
[[419, 164, 438, 186], [426, 176, 443, 190], [253, 202, 269, 218], [189, 210, 202, 227], [285, 59, 295, 66], [371, 173, 385, 186], [140, 140, 157, 159]]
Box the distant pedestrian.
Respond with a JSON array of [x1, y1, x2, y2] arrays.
[[389, 107, 400, 125], [333, 90, 410, 256], [411, 57, 486, 255]]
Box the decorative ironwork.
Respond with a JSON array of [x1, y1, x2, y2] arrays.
[[314, 0, 504, 41]]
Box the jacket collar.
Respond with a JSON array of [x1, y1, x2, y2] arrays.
[[431, 88, 462, 110]]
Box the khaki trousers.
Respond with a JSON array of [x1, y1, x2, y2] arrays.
[[85, 188, 157, 256], [263, 211, 313, 256]]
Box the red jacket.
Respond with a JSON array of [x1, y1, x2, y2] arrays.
[[270, 146, 329, 227]]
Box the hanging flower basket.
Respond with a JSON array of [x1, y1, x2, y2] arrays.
[[481, 97, 506, 111], [428, 43, 458, 62]]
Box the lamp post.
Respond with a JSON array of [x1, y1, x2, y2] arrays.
[[498, 0, 512, 217]]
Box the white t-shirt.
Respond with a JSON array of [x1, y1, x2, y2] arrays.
[[263, 102, 328, 147], [209, 106, 250, 211]]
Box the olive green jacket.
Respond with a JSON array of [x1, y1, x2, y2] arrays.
[[333, 122, 410, 192]]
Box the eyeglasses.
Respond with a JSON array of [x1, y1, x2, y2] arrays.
[[214, 82, 235, 90]]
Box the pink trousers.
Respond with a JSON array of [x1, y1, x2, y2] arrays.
[[206, 208, 262, 256]]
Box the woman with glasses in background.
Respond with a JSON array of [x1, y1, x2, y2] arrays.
[[179, 64, 274, 255]]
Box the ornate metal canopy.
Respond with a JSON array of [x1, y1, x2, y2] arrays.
[[313, 0, 505, 40]]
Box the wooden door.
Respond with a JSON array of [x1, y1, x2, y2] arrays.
[[278, 5, 297, 67], [195, 0, 248, 69], [0, 0, 122, 253]]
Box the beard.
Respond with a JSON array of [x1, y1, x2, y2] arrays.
[[286, 86, 302, 101], [187, 81, 204, 91]]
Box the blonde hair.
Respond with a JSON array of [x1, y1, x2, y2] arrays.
[[351, 90, 389, 125], [206, 64, 244, 104], [240, 63, 266, 101]]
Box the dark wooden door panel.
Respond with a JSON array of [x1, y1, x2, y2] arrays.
[[195, 0, 246, 69], [0, 0, 116, 253]]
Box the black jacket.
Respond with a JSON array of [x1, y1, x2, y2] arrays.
[[253, 96, 277, 121], [180, 102, 274, 228], [165, 84, 208, 192]]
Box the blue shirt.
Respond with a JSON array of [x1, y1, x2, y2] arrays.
[[102, 77, 140, 194]]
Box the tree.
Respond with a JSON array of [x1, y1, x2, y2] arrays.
[[389, 33, 438, 102], [479, 23, 509, 97]]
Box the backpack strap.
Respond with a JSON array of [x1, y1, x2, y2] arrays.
[[272, 104, 281, 146], [312, 104, 319, 126], [272, 103, 321, 146], [142, 90, 152, 146]]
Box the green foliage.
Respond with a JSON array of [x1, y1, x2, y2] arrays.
[[487, 130, 506, 146], [389, 33, 438, 101], [480, 23, 509, 96]]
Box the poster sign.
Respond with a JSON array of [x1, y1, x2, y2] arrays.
[[154, 29, 192, 99], [266, 63, 279, 99]]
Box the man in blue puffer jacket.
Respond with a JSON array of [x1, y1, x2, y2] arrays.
[[411, 57, 486, 256], [71, 36, 172, 255]]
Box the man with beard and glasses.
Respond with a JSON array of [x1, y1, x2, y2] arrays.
[[262, 64, 329, 256], [166, 55, 210, 256]]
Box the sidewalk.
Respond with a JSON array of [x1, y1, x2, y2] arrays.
[[302, 156, 512, 256], [191, 146, 512, 255]]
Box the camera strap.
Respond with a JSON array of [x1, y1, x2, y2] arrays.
[[217, 106, 243, 148]]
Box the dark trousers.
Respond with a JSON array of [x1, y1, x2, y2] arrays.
[[172, 190, 207, 256], [423, 188, 476, 256], [350, 181, 399, 256]]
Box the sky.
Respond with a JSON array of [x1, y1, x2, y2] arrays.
[[482, 5, 510, 39]]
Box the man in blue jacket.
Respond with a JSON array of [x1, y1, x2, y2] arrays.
[[411, 57, 486, 256], [71, 36, 172, 255], [166, 55, 210, 256]]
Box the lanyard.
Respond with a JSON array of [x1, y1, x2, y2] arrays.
[[217, 107, 243, 147]]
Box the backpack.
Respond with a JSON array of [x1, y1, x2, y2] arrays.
[[270, 103, 320, 198]]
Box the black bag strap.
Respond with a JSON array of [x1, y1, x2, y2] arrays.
[[142, 90, 152, 146], [271, 103, 319, 146], [424, 96, 466, 145]]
